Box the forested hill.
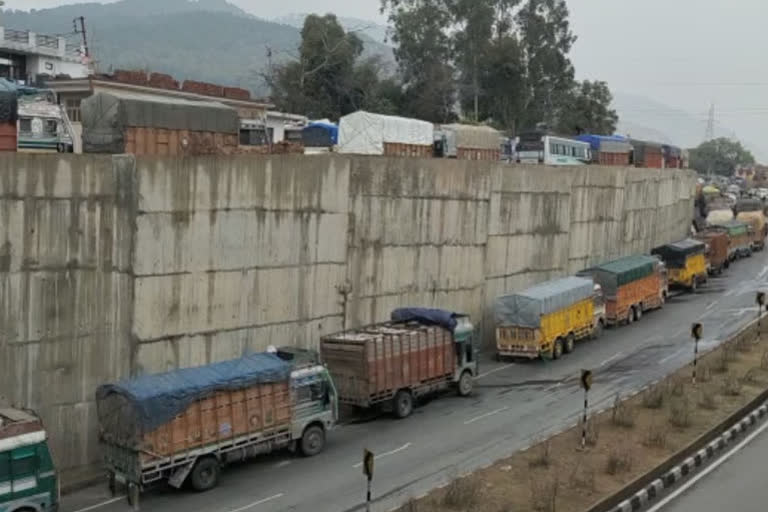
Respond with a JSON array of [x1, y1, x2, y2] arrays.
[[3, 0, 393, 95]]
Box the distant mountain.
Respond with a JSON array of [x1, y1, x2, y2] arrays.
[[613, 91, 768, 161], [273, 13, 390, 45], [2, 0, 395, 96]]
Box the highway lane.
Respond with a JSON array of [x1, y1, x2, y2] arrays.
[[650, 415, 768, 512], [63, 252, 768, 512]]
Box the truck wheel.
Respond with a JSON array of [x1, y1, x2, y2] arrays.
[[552, 339, 564, 360], [635, 305, 643, 321], [190, 457, 220, 492], [300, 425, 326, 457], [457, 370, 473, 397], [127, 483, 140, 511], [626, 309, 634, 325], [393, 390, 414, 419], [691, 278, 698, 293], [564, 334, 575, 354]]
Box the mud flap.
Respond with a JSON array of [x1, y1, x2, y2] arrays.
[[168, 461, 195, 489]]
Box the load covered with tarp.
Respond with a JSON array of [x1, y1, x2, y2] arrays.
[[81, 90, 239, 153], [495, 276, 595, 328], [0, 79, 18, 123], [338, 110, 433, 155], [96, 353, 291, 441], [652, 239, 706, 268], [735, 198, 764, 213], [720, 220, 749, 237], [580, 255, 656, 295], [441, 124, 500, 150], [391, 307, 464, 332], [575, 134, 632, 153], [707, 209, 734, 226]]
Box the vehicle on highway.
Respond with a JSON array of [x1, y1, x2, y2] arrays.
[[320, 308, 478, 419], [717, 220, 753, 260], [516, 131, 591, 165], [695, 229, 730, 275], [652, 239, 708, 292], [736, 210, 767, 251], [0, 407, 59, 512], [96, 352, 337, 507], [494, 276, 605, 361], [578, 255, 667, 326]]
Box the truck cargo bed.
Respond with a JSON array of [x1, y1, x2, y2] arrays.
[[321, 323, 456, 407]]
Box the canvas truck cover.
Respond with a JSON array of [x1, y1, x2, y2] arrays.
[[581, 255, 656, 295], [337, 110, 433, 155], [575, 134, 632, 153], [722, 220, 749, 237], [495, 276, 594, 328], [0, 79, 18, 123], [707, 209, 734, 227], [96, 353, 291, 437], [81, 90, 239, 153], [735, 198, 764, 213], [441, 124, 501, 150], [391, 307, 462, 332]]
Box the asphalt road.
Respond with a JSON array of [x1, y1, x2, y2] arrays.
[[652, 416, 768, 512], [63, 252, 768, 512]]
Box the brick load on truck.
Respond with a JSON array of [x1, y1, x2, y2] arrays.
[[579, 255, 666, 326], [495, 276, 600, 361], [320, 308, 478, 419]]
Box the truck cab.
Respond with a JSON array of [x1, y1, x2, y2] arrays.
[[452, 315, 479, 396], [0, 408, 58, 512]]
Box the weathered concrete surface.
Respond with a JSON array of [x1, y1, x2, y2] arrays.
[[0, 154, 695, 478], [0, 154, 135, 473]]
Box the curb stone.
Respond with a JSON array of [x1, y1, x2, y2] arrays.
[[608, 402, 768, 512]]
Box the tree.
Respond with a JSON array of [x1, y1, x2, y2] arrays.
[[381, 0, 458, 123], [555, 80, 618, 135], [689, 138, 756, 177]]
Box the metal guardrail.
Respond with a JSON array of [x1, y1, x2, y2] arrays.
[[5, 28, 29, 44], [35, 34, 58, 49]]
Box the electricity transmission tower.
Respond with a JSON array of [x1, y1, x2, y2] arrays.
[[704, 103, 715, 141]]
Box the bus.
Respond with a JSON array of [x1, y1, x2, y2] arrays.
[[516, 132, 591, 165], [17, 90, 75, 153]]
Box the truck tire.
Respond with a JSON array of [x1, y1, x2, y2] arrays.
[[564, 334, 575, 354], [691, 278, 698, 293], [190, 457, 220, 492], [635, 305, 643, 321], [457, 370, 473, 397], [393, 390, 414, 419], [592, 321, 603, 340], [127, 483, 140, 511], [552, 339, 564, 360], [626, 309, 634, 325], [300, 425, 326, 457]]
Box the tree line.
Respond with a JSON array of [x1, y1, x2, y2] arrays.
[[266, 0, 618, 136]]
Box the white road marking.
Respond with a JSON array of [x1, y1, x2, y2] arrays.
[[599, 351, 624, 367], [706, 301, 718, 311], [659, 349, 683, 365], [758, 265, 768, 280], [352, 442, 412, 468], [646, 416, 768, 512], [274, 460, 292, 468], [478, 363, 514, 379], [725, 288, 738, 297], [463, 406, 510, 425], [227, 493, 285, 512], [71, 497, 126, 512]]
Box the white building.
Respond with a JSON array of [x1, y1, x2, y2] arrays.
[[0, 27, 90, 83]]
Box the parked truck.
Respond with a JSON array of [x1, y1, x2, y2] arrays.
[[578, 255, 667, 326], [0, 408, 59, 512], [736, 210, 766, 251], [320, 308, 478, 419], [717, 220, 752, 260], [96, 352, 337, 508], [494, 276, 605, 361], [652, 239, 708, 292], [695, 229, 730, 275]]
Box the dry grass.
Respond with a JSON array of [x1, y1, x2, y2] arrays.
[[395, 323, 768, 512], [441, 476, 482, 509], [611, 394, 636, 428]]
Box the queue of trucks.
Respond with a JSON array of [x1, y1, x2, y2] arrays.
[[1, 215, 765, 512]]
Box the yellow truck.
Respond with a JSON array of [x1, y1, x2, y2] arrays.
[[495, 276, 605, 361], [652, 239, 708, 292]]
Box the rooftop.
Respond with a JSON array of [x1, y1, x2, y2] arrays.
[[0, 26, 85, 63]]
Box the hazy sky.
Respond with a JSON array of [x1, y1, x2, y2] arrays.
[[9, 0, 768, 158]]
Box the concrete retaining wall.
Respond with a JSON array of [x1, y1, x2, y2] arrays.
[[0, 153, 695, 477]]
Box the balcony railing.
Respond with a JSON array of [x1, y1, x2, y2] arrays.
[[5, 29, 29, 44]]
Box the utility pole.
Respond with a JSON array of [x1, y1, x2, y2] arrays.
[[73, 16, 89, 58], [704, 103, 715, 142]]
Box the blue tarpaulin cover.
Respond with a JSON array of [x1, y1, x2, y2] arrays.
[[96, 353, 291, 433], [391, 307, 462, 332]]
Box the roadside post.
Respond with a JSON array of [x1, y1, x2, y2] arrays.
[[363, 449, 374, 512], [757, 292, 765, 342], [580, 369, 593, 449], [692, 322, 703, 384]]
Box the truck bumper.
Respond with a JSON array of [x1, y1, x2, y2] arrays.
[[496, 347, 540, 359]]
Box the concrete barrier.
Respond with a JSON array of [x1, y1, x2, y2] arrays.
[[0, 153, 696, 477]]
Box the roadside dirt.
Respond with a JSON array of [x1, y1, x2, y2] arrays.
[[397, 322, 768, 512]]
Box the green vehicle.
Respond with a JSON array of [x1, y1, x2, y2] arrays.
[[0, 408, 58, 512]]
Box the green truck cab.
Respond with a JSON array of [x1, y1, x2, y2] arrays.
[[0, 408, 58, 512]]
